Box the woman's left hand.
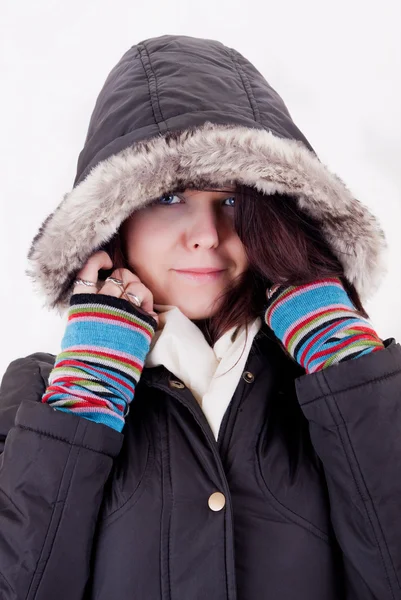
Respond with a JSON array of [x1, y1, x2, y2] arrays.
[[264, 276, 384, 374]]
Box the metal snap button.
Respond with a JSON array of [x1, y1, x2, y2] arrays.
[[242, 371, 254, 383], [208, 492, 226, 511], [169, 379, 185, 389]]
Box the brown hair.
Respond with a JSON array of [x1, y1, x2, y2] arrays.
[[100, 181, 370, 477], [100, 182, 369, 347]]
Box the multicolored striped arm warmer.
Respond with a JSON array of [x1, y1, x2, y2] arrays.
[[42, 293, 158, 432], [264, 277, 384, 374]]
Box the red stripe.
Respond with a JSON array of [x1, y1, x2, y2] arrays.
[[314, 324, 382, 359], [41, 384, 81, 402], [311, 333, 377, 360], [61, 348, 142, 371], [314, 339, 384, 370], [267, 278, 344, 326], [345, 324, 379, 337], [69, 310, 151, 337], [52, 359, 135, 395], [62, 397, 125, 411], [299, 319, 349, 367], [42, 384, 68, 402], [285, 307, 353, 344], [58, 351, 140, 377], [43, 385, 125, 412]]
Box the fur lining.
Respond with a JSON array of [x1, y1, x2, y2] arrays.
[[26, 121, 388, 314]]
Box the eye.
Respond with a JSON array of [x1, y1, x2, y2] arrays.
[[157, 193, 181, 205], [155, 193, 236, 207], [224, 196, 235, 207]]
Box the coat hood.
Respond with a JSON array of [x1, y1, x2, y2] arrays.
[[26, 34, 388, 314]]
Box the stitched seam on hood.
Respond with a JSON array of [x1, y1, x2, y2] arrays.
[[228, 48, 260, 123], [137, 42, 167, 131]]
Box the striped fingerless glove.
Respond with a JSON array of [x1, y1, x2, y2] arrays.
[[264, 277, 384, 374], [42, 293, 157, 432]]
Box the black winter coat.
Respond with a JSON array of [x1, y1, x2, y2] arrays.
[[4, 33, 400, 600], [1, 328, 401, 599]]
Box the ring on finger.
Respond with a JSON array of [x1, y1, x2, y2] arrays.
[[74, 278, 97, 287], [105, 276, 124, 287], [122, 290, 142, 307], [267, 283, 282, 299]]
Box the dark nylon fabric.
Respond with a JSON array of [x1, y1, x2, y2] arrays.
[[0, 330, 401, 599], [73, 34, 315, 187], [2, 33, 401, 599]]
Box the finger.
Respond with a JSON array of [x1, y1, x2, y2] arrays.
[[153, 303, 170, 310], [99, 267, 141, 297], [123, 280, 154, 314], [122, 283, 159, 326], [266, 283, 283, 300], [72, 251, 114, 296], [149, 313, 159, 326]]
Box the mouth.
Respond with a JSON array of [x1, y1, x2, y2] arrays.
[[173, 269, 226, 282]]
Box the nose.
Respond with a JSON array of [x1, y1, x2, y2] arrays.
[[185, 205, 221, 249]]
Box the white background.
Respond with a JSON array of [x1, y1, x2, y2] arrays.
[[1, 0, 400, 377]]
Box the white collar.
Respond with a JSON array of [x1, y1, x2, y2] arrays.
[[145, 305, 262, 404]]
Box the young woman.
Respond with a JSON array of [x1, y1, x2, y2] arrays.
[[1, 34, 400, 600]]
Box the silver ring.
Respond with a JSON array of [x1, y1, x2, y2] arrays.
[[74, 278, 97, 287], [105, 277, 124, 287], [267, 283, 281, 299], [125, 292, 142, 307]]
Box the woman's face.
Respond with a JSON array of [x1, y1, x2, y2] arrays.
[[120, 186, 249, 320]]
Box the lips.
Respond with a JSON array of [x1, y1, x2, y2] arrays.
[[175, 268, 226, 273], [173, 269, 226, 282]]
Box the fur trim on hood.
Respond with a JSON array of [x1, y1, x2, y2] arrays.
[[25, 35, 388, 314]]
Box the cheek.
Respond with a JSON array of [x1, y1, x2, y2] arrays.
[[230, 236, 249, 272], [122, 214, 170, 277]]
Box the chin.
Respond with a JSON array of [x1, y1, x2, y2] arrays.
[[167, 298, 222, 321], [188, 309, 218, 321]]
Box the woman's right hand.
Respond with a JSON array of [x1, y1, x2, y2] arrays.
[[43, 250, 159, 432], [72, 250, 159, 326]]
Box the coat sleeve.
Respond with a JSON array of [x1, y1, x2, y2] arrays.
[[0, 353, 124, 600], [295, 337, 401, 600]]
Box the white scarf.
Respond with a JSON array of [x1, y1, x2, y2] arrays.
[[145, 305, 262, 440]]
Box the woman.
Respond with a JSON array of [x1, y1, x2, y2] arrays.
[[0, 34, 400, 600]]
